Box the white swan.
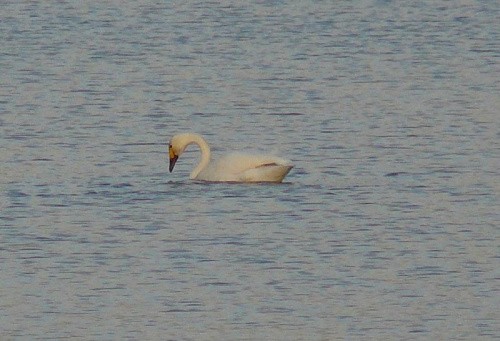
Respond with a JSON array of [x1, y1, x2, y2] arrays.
[[169, 133, 293, 183]]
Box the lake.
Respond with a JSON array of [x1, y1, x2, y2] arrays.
[[1, 1, 498, 340]]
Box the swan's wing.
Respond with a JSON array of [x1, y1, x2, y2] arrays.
[[197, 153, 293, 182], [240, 164, 293, 182], [224, 152, 291, 170]]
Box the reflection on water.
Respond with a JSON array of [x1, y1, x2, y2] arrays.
[[1, 1, 498, 339]]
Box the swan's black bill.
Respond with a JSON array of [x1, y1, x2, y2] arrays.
[[169, 146, 178, 172], [169, 155, 178, 172]]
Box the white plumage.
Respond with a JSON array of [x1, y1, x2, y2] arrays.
[[169, 133, 293, 183]]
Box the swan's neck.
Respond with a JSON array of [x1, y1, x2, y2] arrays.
[[186, 134, 211, 179]]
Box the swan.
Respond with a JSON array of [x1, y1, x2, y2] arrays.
[[168, 133, 293, 183]]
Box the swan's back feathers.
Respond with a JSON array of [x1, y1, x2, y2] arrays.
[[240, 164, 293, 183], [195, 153, 293, 182]]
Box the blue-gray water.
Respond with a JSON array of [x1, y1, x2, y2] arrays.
[[1, 1, 499, 340]]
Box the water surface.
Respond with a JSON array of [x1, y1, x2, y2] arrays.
[[1, 1, 499, 340]]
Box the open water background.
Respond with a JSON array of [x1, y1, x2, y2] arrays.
[[1, 1, 499, 340]]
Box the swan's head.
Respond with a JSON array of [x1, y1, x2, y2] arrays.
[[169, 138, 184, 173], [169, 143, 179, 172], [168, 133, 191, 172]]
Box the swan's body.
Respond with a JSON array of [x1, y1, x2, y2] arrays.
[[169, 133, 293, 183]]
